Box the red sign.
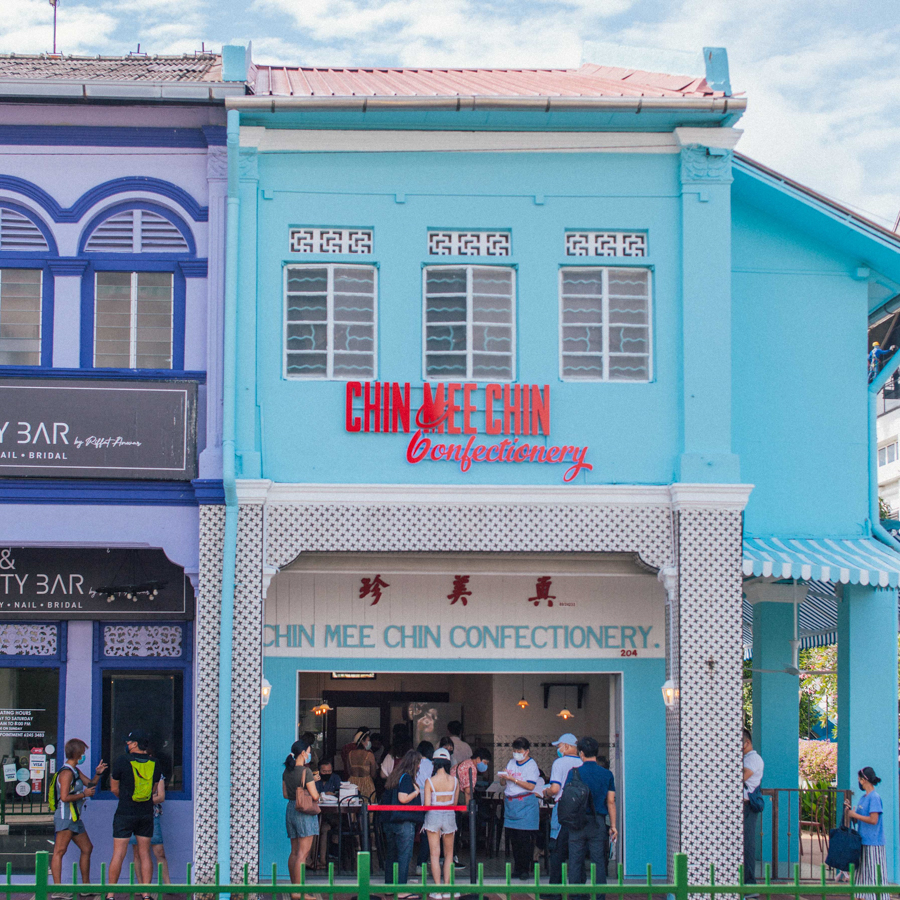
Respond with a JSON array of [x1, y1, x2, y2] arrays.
[[344, 382, 592, 483]]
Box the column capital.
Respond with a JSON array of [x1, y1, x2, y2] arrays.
[[744, 581, 809, 604], [680, 145, 734, 184], [668, 482, 753, 511], [239, 147, 259, 182]]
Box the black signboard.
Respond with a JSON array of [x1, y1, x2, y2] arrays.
[[0, 379, 197, 480], [0, 548, 193, 620]]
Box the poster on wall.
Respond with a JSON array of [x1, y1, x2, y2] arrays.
[[0, 379, 197, 480], [265, 561, 665, 661], [0, 548, 193, 619]]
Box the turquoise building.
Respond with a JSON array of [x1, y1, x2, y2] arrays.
[[201, 44, 900, 887]]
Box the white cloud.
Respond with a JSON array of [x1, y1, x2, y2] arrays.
[[0, 0, 118, 55]]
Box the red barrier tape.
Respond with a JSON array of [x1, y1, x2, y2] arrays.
[[367, 805, 468, 811]]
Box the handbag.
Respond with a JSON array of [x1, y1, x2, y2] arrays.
[[746, 785, 765, 814], [825, 825, 862, 872], [295, 768, 321, 815]]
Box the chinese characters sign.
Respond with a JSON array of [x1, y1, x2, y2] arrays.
[[344, 382, 591, 483], [264, 567, 664, 660]]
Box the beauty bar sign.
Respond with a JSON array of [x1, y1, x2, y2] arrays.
[[0, 379, 197, 480], [345, 382, 592, 482]]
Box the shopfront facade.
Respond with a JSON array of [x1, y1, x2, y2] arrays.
[[204, 45, 900, 885], [0, 55, 242, 877]]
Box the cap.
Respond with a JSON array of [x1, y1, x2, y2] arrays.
[[433, 747, 452, 761], [125, 728, 150, 744], [552, 733, 578, 746]]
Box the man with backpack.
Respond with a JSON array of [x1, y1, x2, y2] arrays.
[[559, 736, 617, 900], [544, 732, 582, 900], [107, 729, 165, 897]]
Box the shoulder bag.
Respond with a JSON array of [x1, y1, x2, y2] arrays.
[[295, 767, 321, 815]]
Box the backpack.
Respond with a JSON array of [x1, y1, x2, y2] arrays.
[[48, 764, 79, 820], [130, 758, 156, 802], [746, 785, 765, 814], [557, 768, 594, 830]]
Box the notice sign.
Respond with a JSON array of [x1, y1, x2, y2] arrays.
[[0, 378, 197, 480], [345, 382, 592, 483], [0, 548, 193, 619], [265, 564, 664, 661], [0, 709, 44, 739]]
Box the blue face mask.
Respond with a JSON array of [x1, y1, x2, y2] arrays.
[[476, 761, 488, 773], [78, 754, 86, 765], [557, 749, 564, 758]]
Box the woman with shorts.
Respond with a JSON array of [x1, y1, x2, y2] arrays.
[[50, 738, 108, 891], [423, 747, 459, 899], [283, 738, 319, 897]]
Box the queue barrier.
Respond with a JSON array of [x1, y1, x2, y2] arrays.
[[20, 850, 899, 900]]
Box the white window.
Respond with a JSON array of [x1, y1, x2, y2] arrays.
[[559, 267, 652, 381], [94, 271, 173, 369], [878, 443, 898, 467], [423, 266, 515, 381], [284, 265, 377, 379], [0, 268, 42, 366]]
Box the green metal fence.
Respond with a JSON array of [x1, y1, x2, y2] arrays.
[[16, 852, 899, 900]]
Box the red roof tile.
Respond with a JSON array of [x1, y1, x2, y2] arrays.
[[249, 63, 726, 99]]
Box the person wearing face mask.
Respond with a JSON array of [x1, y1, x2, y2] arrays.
[[49, 738, 108, 893], [455, 747, 491, 806], [347, 729, 378, 802], [498, 737, 541, 880], [844, 767, 885, 900], [543, 733, 582, 899], [283, 738, 320, 896]]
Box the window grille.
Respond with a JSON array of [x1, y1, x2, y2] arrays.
[[284, 264, 376, 379], [427, 231, 511, 257], [85, 209, 188, 253], [0, 208, 49, 252], [289, 228, 373, 255], [423, 265, 515, 381], [0, 268, 42, 365], [94, 271, 173, 369], [559, 267, 651, 381], [565, 232, 647, 258]]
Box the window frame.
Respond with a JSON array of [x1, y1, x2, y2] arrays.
[[421, 264, 517, 383], [558, 264, 654, 383], [0, 201, 58, 369], [282, 262, 379, 381], [90, 621, 193, 801]]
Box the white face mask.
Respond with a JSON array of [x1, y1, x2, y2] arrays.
[[513, 751, 526, 762], [364, 741, 372, 750]]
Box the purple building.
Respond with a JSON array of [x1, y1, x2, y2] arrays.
[[0, 52, 243, 879]]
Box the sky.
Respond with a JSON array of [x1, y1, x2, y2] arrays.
[[2, 0, 899, 228]]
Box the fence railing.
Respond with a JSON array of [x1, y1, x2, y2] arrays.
[[0, 785, 51, 824], [19, 850, 899, 900]]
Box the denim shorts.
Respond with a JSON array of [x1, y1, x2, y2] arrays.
[[286, 800, 319, 839]]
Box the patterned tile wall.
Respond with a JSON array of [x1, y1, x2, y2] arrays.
[[194, 505, 225, 881], [230, 505, 264, 880], [672, 509, 744, 883]]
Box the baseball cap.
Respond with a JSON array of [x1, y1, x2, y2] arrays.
[[552, 733, 578, 746], [433, 747, 452, 761], [125, 728, 150, 745]]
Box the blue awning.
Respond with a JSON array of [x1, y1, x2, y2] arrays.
[[742, 536, 900, 587]]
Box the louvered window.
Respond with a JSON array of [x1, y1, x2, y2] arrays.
[[423, 266, 515, 381], [85, 209, 188, 253], [0, 269, 42, 365], [559, 267, 652, 381], [94, 271, 173, 369], [0, 209, 49, 252], [284, 265, 377, 379]]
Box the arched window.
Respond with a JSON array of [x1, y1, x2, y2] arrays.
[[0, 203, 55, 367], [79, 203, 194, 371]]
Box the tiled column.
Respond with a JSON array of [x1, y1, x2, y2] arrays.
[[229, 499, 264, 879], [194, 504, 226, 880], [668, 488, 748, 882]]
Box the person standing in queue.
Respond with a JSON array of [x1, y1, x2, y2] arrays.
[[544, 733, 582, 899], [741, 728, 764, 891], [499, 737, 541, 880], [107, 729, 164, 900], [446, 722, 471, 767], [49, 738, 107, 893], [564, 736, 616, 900], [423, 748, 460, 898], [380, 750, 423, 897], [416, 741, 435, 873], [845, 766, 886, 900], [283, 739, 320, 897]]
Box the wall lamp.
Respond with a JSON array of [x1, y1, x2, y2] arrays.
[[261, 676, 272, 709], [661, 679, 679, 707]]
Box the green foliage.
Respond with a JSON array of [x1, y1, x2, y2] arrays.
[[742, 657, 752, 729], [799, 645, 837, 731], [879, 496, 893, 520]]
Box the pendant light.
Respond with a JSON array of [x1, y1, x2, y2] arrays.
[[517, 674, 529, 709], [557, 679, 574, 720], [312, 672, 332, 715]]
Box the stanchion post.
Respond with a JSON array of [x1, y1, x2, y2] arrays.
[[361, 798, 370, 853], [469, 799, 477, 884]]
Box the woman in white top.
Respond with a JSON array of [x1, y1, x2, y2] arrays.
[[423, 748, 459, 897], [498, 737, 541, 880]]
